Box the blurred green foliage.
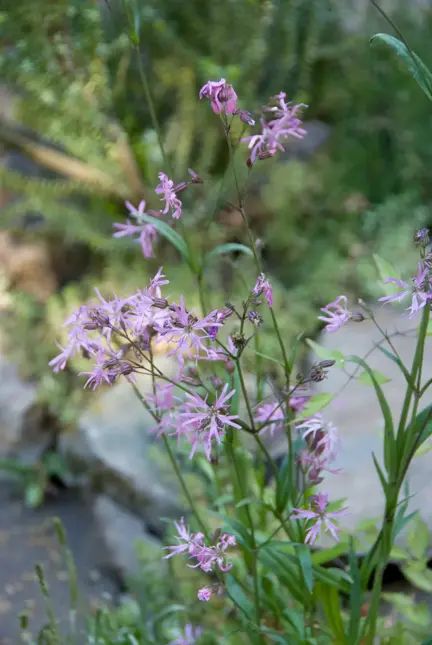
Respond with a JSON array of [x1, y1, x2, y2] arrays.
[[1, 0, 432, 421]]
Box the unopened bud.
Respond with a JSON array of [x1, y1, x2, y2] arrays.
[[231, 331, 246, 350], [246, 157, 254, 168], [187, 366, 199, 378], [319, 360, 336, 369], [152, 297, 169, 309], [414, 228, 430, 247], [237, 109, 255, 126], [188, 168, 204, 184], [210, 376, 223, 389], [258, 150, 274, 161], [83, 321, 99, 331], [174, 182, 188, 194], [118, 363, 133, 375], [225, 360, 235, 374], [310, 364, 326, 382], [350, 312, 365, 323], [296, 372, 304, 383], [248, 311, 263, 327]]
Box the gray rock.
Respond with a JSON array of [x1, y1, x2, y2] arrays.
[[92, 495, 162, 582], [0, 353, 37, 459], [60, 356, 183, 533], [310, 305, 432, 540]]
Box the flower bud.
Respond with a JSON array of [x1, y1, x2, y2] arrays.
[[152, 297, 169, 309], [83, 321, 99, 331], [248, 311, 263, 327], [188, 168, 204, 184], [225, 360, 235, 374], [350, 312, 365, 323], [174, 182, 188, 194], [258, 150, 274, 161], [210, 376, 223, 389], [319, 360, 336, 369], [236, 109, 255, 126], [231, 331, 246, 350], [414, 228, 430, 247], [310, 364, 326, 382]]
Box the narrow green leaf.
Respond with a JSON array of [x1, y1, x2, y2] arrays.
[[138, 213, 190, 261], [403, 566, 432, 593], [357, 369, 391, 386], [371, 34, 432, 101], [288, 332, 304, 372], [276, 455, 292, 513], [348, 542, 362, 644], [205, 243, 253, 262], [373, 253, 403, 297], [372, 452, 388, 496], [215, 513, 254, 549], [407, 514, 429, 560], [316, 582, 345, 642], [296, 545, 314, 593], [306, 339, 345, 366], [347, 355, 395, 474], [376, 345, 416, 389], [313, 565, 352, 593], [225, 574, 254, 620], [403, 404, 432, 469], [259, 547, 304, 603]]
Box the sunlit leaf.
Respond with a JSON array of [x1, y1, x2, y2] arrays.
[[357, 369, 391, 386], [306, 339, 344, 366], [295, 393, 333, 421], [371, 34, 432, 102]]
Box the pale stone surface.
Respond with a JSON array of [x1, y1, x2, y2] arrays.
[[0, 354, 37, 458], [311, 304, 432, 536], [60, 356, 183, 533], [92, 496, 162, 581]]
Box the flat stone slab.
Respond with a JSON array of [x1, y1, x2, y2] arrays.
[[0, 483, 117, 644], [311, 305, 432, 538], [60, 356, 183, 533]]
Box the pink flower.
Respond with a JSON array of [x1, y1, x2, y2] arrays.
[[155, 172, 183, 219], [180, 384, 241, 460], [155, 297, 221, 361], [255, 401, 285, 435], [163, 519, 236, 575], [113, 200, 158, 258], [297, 414, 340, 460], [318, 295, 351, 332], [290, 493, 348, 545], [242, 97, 306, 163], [252, 273, 273, 307], [198, 586, 212, 602], [169, 624, 202, 645], [379, 263, 431, 318], [163, 517, 205, 560], [199, 79, 238, 115]]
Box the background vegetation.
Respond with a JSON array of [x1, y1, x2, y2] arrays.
[[1, 0, 432, 421]]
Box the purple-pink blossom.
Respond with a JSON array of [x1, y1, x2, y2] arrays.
[[180, 384, 241, 460], [242, 95, 307, 163], [163, 518, 236, 574], [155, 297, 221, 361], [199, 79, 238, 115], [318, 295, 351, 332], [155, 172, 183, 219], [198, 586, 212, 602], [290, 492, 348, 545], [379, 262, 431, 318], [297, 414, 340, 461], [113, 200, 158, 258], [169, 625, 202, 645], [252, 273, 273, 307]]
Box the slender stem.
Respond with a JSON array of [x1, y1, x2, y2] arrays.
[[397, 306, 429, 438]]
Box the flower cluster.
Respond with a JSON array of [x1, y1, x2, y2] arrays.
[[242, 92, 307, 164], [291, 492, 348, 545], [169, 625, 202, 645], [113, 169, 202, 257], [164, 518, 236, 600]]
